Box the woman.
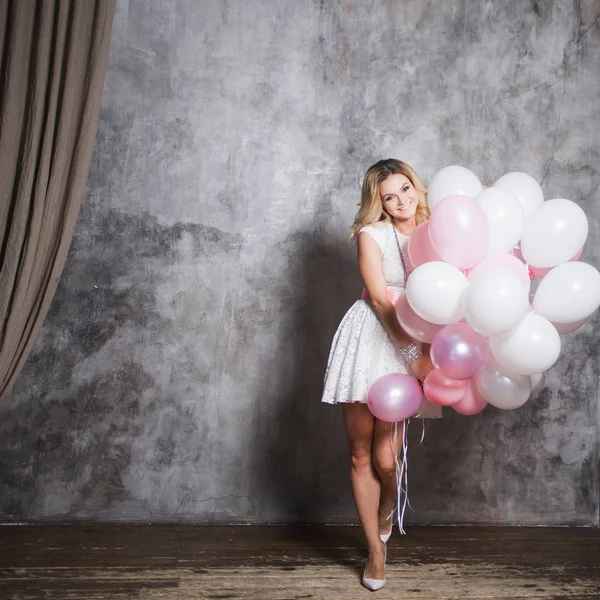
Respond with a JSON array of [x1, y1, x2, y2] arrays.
[[321, 158, 442, 591]]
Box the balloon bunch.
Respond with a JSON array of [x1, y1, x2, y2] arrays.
[[393, 165, 600, 416]]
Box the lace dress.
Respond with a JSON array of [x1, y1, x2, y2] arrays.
[[321, 221, 442, 419]]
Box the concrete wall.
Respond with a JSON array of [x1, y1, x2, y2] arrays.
[[0, 0, 598, 525]]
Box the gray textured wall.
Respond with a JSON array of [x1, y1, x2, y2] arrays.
[[0, 0, 599, 525]]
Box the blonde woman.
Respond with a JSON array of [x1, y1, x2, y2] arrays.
[[322, 159, 442, 591]]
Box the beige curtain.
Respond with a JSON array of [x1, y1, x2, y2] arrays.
[[0, 0, 116, 403]]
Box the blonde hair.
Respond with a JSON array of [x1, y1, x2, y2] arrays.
[[351, 159, 430, 239]]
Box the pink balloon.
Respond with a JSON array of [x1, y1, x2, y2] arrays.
[[452, 380, 488, 415], [529, 247, 584, 278], [431, 322, 490, 380], [408, 221, 442, 268], [429, 195, 490, 269], [469, 253, 531, 294], [423, 369, 468, 406], [367, 373, 423, 422], [395, 293, 443, 343]]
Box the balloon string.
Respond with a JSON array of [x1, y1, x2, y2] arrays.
[[392, 419, 410, 535], [401, 420, 424, 512], [401, 419, 409, 519], [390, 417, 427, 532]]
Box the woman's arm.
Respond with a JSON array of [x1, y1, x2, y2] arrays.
[[357, 232, 411, 347], [357, 232, 433, 382]]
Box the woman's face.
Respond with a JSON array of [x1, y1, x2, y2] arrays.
[[379, 174, 418, 221]]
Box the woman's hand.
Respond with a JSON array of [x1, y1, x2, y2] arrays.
[[410, 355, 434, 383]]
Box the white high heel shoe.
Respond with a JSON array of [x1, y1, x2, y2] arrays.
[[380, 510, 394, 543], [362, 544, 387, 591]]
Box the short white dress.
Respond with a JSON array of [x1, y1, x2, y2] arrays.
[[321, 221, 442, 419]]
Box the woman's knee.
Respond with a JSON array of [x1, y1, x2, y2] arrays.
[[372, 454, 397, 480], [349, 445, 372, 472], [372, 420, 403, 480]]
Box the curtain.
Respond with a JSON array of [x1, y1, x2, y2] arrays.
[[0, 0, 116, 403]]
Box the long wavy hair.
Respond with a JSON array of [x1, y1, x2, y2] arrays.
[[351, 159, 429, 239]]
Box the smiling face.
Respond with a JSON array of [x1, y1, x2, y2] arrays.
[[352, 159, 430, 239], [379, 173, 418, 224]]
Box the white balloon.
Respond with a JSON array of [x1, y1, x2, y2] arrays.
[[520, 199, 589, 268], [475, 356, 532, 410], [406, 262, 468, 325], [475, 187, 525, 254], [468, 253, 531, 294], [428, 165, 483, 211], [463, 270, 529, 337], [533, 262, 600, 323], [489, 312, 561, 375], [493, 171, 544, 216]]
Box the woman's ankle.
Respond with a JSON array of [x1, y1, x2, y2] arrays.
[[378, 500, 395, 519], [367, 539, 386, 554]]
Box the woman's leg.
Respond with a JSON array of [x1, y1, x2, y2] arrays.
[[372, 419, 405, 537], [342, 403, 386, 580]]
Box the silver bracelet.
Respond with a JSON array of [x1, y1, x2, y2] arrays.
[[400, 340, 422, 364]]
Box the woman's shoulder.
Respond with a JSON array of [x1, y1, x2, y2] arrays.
[[358, 221, 391, 250], [358, 221, 391, 235]]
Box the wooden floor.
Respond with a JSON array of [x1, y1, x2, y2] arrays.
[[0, 525, 598, 599]]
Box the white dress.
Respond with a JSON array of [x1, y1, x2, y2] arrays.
[[321, 221, 442, 419]]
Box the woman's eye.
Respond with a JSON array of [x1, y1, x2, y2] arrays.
[[402, 186, 409, 192]]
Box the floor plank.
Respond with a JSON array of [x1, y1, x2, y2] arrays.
[[0, 525, 598, 599]]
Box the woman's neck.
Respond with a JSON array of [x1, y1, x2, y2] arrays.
[[392, 217, 417, 236]]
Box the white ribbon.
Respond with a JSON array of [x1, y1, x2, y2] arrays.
[[391, 417, 426, 535]]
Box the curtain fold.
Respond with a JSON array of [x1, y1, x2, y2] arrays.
[[0, 0, 116, 403]]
